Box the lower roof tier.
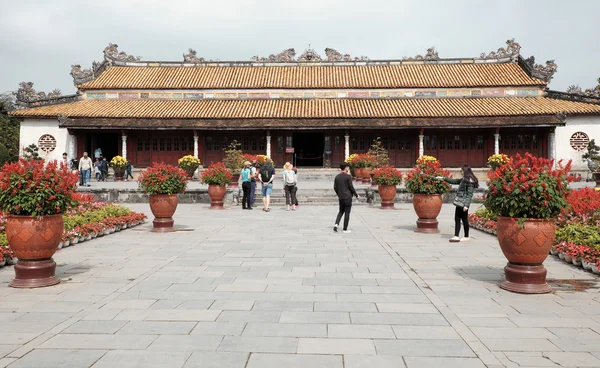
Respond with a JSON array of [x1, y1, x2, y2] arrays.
[[11, 97, 600, 120]]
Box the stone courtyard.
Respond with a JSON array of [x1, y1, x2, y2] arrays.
[[0, 203, 598, 368]]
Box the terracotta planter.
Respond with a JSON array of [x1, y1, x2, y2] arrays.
[[412, 194, 442, 233], [5, 214, 63, 288], [497, 217, 555, 294], [114, 169, 125, 181], [208, 184, 227, 209], [149, 194, 178, 232], [354, 168, 363, 182], [378, 184, 397, 209], [361, 167, 373, 184], [228, 173, 240, 188]]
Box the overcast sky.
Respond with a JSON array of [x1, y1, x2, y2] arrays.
[[1, 0, 598, 95]]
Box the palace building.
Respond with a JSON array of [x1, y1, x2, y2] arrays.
[[11, 40, 600, 171]]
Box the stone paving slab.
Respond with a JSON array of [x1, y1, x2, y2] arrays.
[[0, 203, 598, 367]]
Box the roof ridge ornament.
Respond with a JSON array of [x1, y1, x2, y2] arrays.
[[297, 47, 322, 62], [15, 82, 61, 104], [324, 48, 369, 62], [70, 64, 94, 85], [251, 48, 296, 63], [524, 56, 558, 82], [104, 43, 142, 63], [183, 48, 206, 63], [402, 47, 439, 61], [566, 78, 600, 98], [480, 38, 521, 60]]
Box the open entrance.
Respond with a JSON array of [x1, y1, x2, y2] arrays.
[[294, 132, 324, 167], [86, 132, 119, 161]]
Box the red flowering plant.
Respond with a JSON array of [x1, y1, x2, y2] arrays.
[[404, 156, 451, 195], [372, 166, 403, 185], [201, 162, 233, 186], [0, 158, 79, 216], [352, 153, 377, 168], [557, 187, 600, 227], [484, 153, 574, 219], [137, 162, 187, 195]]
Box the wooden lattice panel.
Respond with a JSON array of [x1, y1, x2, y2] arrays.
[[38, 134, 56, 153]]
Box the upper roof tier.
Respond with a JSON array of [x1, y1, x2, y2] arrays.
[[69, 40, 558, 90]]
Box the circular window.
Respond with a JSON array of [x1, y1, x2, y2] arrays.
[[38, 134, 57, 153], [570, 132, 589, 151]]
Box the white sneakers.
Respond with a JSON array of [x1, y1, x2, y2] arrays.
[[460, 237, 470, 242], [343, 230, 352, 234], [449, 236, 460, 242]]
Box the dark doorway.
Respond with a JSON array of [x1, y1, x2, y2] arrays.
[[87, 133, 120, 161], [294, 132, 324, 167]]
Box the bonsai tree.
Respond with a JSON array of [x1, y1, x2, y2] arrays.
[[200, 162, 233, 186], [368, 137, 390, 167], [223, 140, 245, 174], [178, 155, 201, 177], [582, 139, 600, 172], [137, 163, 187, 195], [405, 156, 451, 195], [22, 143, 42, 161]]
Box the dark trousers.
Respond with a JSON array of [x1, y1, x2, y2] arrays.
[[335, 197, 353, 230], [454, 206, 469, 237], [126, 167, 133, 180], [250, 181, 256, 206], [242, 181, 251, 209], [284, 185, 297, 206]]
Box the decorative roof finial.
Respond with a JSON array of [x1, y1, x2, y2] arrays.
[[480, 38, 521, 60], [104, 43, 142, 63], [15, 82, 61, 104], [183, 48, 205, 63], [524, 56, 558, 82], [403, 47, 439, 61], [251, 48, 296, 63], [324, 48, 369, 62], [298, 47, 322, 62]]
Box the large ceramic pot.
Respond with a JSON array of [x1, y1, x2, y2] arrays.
[[354, 168, 364, 183], [412, 194, 443, 233], [6, 214, 63, 288], [497, 217, 555, 294], [361, 167, 373, 184], [208, 184, 226, 209], [228, 173, 240, 188], [113, 168, 125, 181], [378, 184, 397, 209], [149, 194, 178, 232]]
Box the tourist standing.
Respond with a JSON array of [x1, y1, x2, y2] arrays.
[[258, 158, 275, 212], [241, 161, 253, 210], [292, 166, 299, 207], [249, 159, 258, 208], [94, 158, 101, 181], [333, 162, 359, 233], [62, 152, 70, 169], [436, 165, 479, 242], [283, 162, 297, 211], [100, 156, 109, 181], [125, 160, 134, 181], [78, 152, 93, 187]]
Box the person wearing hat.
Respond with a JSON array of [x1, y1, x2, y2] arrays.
[[241, 161, 253, 210]]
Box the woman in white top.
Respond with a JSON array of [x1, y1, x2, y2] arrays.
[[282, 162, 297, 211]]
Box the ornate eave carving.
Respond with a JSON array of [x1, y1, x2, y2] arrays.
[[297, 48, 322, 62], [103, 43, 142, 64], [403, 47, 439, 61], [57, 114, 71, 125], [183, 48, 205, 63], [324, 48, 369, 62], [523, 56, 558, 82], [70, 64, 94, 85], [480, 38, 521, 60], [555, 111, 567, 123], [251, 48, 296, 63]]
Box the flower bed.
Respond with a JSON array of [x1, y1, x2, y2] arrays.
[[0, 193, 147, 267], [470, 187, 600, 273]]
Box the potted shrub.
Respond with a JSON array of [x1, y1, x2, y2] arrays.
[[582, 139, 600, 188], [0, 158, 79, 288], [405, 156, 451, 233], [110, 155, 127, 181], [201, 162, 232, 209], [178, 155, 201, 180], [487, 153, 509, 172], [346, 154, 359, 181], [373, 166, 402, 209], [223, 140, 245, 188], [485, 153, 573, 294], [137, 163, 187, 232], [354, 153, 378, 183]]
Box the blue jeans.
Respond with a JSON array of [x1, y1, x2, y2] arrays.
[[250, 181, 256, 206], [81, 169, 91, 185]]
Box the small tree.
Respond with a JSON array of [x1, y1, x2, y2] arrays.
[[368, 137, 389, 167], [22, 143, 42, 161], [223, 140, 245, 174], [582, 139, 600, 172]]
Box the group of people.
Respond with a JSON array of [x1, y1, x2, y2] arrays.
[[331, 162, 479, 239], [62, 152, 134, 187], [240, 158, 299, 212]]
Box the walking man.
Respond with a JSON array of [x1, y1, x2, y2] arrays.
[[78, 152, 93, 187], [333, 162, 359, 233], [258, 158, 275, 212]]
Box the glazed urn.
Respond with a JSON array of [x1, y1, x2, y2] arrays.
[[208, 184, 226, 209], [412, 194, 442, 233], [353, 168, 363, 182], [378, 184, 397, 209], [149, 194, 178, 232], [5, 214, 63, 288], [228, 173, 240, 188], [496, 217, 555, 294], [113, 169, 125, 181]]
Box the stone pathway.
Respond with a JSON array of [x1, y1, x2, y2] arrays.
[[0, 203, 598, 368]]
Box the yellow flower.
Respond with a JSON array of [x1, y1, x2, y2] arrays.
[[178, 155, 201, 165], [346, 153, 358, 163], [416, 155, 437, 165], [487, 153, 509, 165], [110, 155, 127, 167]]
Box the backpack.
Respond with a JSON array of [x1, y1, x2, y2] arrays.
[[284, 170, 296, 186], [260, 165, 272, 183]]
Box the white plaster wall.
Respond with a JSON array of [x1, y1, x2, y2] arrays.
[[19, 118, 71, 162], [555, 115, 600, 171]]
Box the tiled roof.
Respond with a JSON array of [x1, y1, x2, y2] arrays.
[[78, 63, 544, 90], [11, 97, 600, 119]]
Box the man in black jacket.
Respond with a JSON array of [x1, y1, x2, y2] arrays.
[[333, 162, 359, 233]]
